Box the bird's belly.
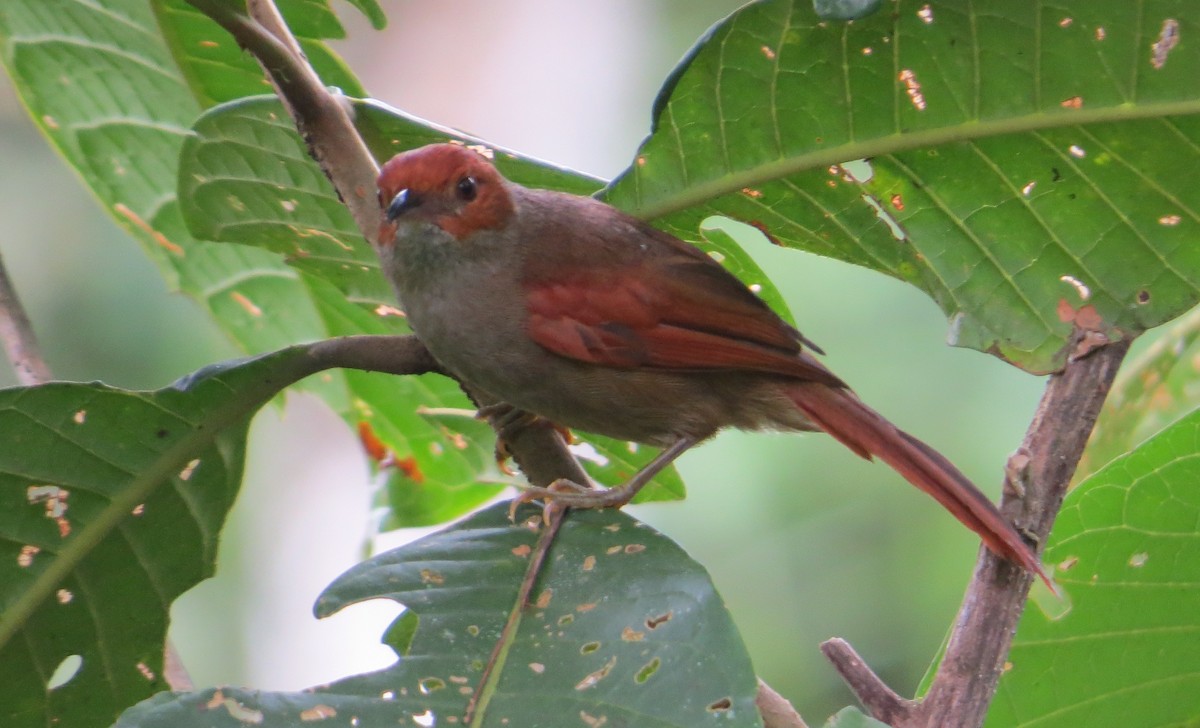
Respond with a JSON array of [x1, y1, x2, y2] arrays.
[[449, 345, 811, 446]]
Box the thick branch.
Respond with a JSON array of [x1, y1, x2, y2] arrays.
[[0, 249, 51, 385], [825, 335, 1131, 727], [909, 336, 1130, 726]]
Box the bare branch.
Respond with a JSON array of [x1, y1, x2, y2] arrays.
[[820, 638, 913, 724], [0, 249, 51, 385], [908, 335, 1131, 726], [306, 335, 442, 376], [757, 678, 810, 728], [823, 334, 1132, 727]]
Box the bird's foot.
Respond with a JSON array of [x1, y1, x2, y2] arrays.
[[508, 478, 634, 521]]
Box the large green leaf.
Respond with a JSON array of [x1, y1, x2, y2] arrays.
[[605, 0, 1200, 373], [116, 504, 762, 727], [0, 0, 338, 369], [989, 407, 1200, 727], [0, 347, 334, 728]]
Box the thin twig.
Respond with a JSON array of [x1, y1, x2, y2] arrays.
[[0, 249, 51, 385], [820, 638, 912, 724], [824, 334, 1132, 727], [756, 678, 810, 728]]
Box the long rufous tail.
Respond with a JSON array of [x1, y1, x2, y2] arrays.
[[786, 383, 1049, 586]]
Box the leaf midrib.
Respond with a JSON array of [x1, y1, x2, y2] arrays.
[[626, 100, 1200, 221]]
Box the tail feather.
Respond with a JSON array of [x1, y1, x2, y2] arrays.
[[786, 383, 1049, 587]]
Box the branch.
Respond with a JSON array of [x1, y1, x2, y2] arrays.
[[306, 335, 442, 376], [824, 334, 1132, 727], [0, 249, 51, 385], [757, 678, 811, 728], [820, 638, 912, 724]]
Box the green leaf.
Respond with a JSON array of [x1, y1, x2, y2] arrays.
[[0, 0, 338, 374], [154, 0, 367, 109], [182, 97, 388, 305], [989, 407, 1200, 727], [336, 0, 386, 32], [605, 0, 1200, 373], [1078, 305, 1200, 480], [116, 504, 762, 727], [0, 347, 330, 728]]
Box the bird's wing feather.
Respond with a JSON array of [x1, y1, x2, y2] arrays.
[[520, 209, 843, 387]]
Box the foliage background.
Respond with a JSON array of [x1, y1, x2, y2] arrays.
[[0, 0, 1166, 722]]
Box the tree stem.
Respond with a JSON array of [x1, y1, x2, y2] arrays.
[[825, 334, 1132, 727]]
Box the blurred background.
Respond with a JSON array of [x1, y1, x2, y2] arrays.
[[0, 0, 1141, 722]]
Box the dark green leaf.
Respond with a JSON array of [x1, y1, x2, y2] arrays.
[[0, 347, 328, 728], [989, 407, 1200, 727], [606, 0, 1200, 373], [116, 504, 762, 727]]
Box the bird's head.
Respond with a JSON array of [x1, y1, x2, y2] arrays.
[[376, 143, 514, 246]]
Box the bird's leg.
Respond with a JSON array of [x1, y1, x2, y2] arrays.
[[515, 435, 698, 510]]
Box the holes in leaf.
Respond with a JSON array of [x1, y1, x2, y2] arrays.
[[417, 677, 445, 694], [635, 657, 661, 684], [707, 697, 733, 713]]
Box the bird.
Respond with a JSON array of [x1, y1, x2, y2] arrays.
[[374, 142, 1045, 582]]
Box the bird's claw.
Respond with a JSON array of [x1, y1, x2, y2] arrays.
[[507, 478, 634, 522]]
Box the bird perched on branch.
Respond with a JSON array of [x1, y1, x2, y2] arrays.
[[375, 142, 1045, 583]]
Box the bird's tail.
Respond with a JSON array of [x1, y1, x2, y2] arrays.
[[786, 382, 1049, 586]]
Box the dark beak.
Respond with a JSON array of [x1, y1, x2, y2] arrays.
[[385, 189, 420, 221]]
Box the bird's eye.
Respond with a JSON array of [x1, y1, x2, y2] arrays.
[[456, 176, 477, 201]]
